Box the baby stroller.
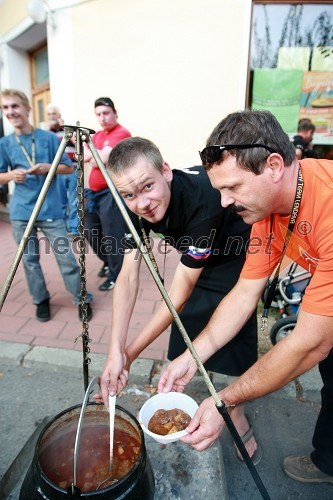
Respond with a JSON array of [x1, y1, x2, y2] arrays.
[[262, 262, 312, 345]]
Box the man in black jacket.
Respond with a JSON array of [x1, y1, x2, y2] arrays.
[[99, 137, 261, 465], [293, 118, 318, 159]]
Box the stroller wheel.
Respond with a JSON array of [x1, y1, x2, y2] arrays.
[[270, 316, 297, 345]]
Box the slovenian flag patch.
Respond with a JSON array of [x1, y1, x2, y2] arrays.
[[188, 246, 212, 261]]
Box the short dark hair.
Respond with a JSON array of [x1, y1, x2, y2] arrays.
[[107, 137, 164, 176], [205, 109, 296, 174], [298, 118, 315, 134], [94, 97, 116, 112]]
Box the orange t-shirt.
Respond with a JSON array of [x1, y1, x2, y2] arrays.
[[241, 158, 333, 316]]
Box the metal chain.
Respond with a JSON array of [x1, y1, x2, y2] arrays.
[[68, 127, 91, 380]]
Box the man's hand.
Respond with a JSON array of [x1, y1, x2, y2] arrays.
[[12, 168, 27, 183], [83, 147, 93, 163], [83, 146, 112, 166], [27, 163, 50, 175], [180, 396, 225, 451], [100, 349, 130, 408], [98, 146, 112, 164], [157, 353, 198, 393]]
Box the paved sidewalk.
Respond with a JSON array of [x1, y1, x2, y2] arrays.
[[0, 219, 179, 361]]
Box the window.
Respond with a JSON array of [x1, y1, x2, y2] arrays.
[[249, 2, 333, 157], [33, 48, 49, 86], [30, 45, 50, 128]]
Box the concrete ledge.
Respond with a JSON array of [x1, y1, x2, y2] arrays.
[[0, 341, 155, 382], [0, 341, 31, 365], [0, 341, 322, 395], [128, 358, 155, 387], [23, 345, 106, 373]]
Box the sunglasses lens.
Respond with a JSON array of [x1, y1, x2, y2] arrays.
[[200, 146, 222, 165], [200, 144, 277, 166]]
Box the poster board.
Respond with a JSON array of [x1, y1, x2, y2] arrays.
[[252, 68, 333, 145], [252, 69, 303, 133], [299, 71, 333, 145]]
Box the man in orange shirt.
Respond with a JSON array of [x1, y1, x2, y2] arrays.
[[159, 110, 333, 484]]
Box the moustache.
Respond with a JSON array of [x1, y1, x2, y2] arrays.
[[231, 205, 246, 213]]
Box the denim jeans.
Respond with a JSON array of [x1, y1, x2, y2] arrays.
[[84, 189, 124, 282], [11, 219, 93, 305], [58, 171, 79, 234]]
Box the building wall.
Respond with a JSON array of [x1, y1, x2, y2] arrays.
[[0, 0, 26, 36], [1, 0, 252, 167], [69, 0, 252, 167]]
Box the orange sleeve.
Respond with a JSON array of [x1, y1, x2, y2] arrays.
[[240, 218, 285, 280]]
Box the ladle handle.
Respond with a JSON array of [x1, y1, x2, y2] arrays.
[[72, 375, 101, 492]]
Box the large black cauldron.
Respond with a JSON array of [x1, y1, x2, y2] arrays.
[[20, 403, 155, 499]]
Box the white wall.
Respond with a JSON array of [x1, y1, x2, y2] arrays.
[[1, 0, 252, 167], [47, 8, 77, 124], [47, 0, 252, 168], [0, 44, 31, 135]]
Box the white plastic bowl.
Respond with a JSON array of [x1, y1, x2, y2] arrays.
[[138, 392, 199, 444]]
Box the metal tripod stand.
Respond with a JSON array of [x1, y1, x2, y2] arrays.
[[0, 124, 270, 499]]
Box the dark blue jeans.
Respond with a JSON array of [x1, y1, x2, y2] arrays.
[[57, 170, 79, 234], [84, 189, 124, 282], [12, 219, 93, 305]]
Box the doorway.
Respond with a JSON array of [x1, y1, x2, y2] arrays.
[[30, 44, 50, 128]]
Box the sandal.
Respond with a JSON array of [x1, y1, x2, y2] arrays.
[[234, 418, 262, 466]]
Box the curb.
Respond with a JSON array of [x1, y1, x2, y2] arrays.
[[0, 341, 154, 379]]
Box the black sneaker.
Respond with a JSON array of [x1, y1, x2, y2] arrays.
[[78, 303, 93, 322], [36, 299, 51, 322], [98, 279, 115, 291], [97, 265, 109, 277]]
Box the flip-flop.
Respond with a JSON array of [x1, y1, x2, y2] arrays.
[[234, 420, 262, 466]]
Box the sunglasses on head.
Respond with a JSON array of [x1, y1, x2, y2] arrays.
[[199, 144, 278, 167], [97, 100, 111, 107]]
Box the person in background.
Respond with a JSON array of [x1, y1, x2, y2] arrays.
[[292, 118, 318, 160], [99, 137, 261, 464], [45, 103, 79, 238], [84, 97, 131, 291], [159, 109, 333, 485], [0, 89, 93, 322], [0, 182, 8, 206]]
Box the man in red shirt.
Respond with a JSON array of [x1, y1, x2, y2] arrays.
[[84, 97, 131, 290]]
